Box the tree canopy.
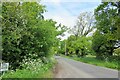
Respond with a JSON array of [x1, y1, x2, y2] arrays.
[[92, 2, 120, 60]]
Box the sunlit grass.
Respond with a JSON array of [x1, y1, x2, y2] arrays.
[[62, 54, 118, 70]]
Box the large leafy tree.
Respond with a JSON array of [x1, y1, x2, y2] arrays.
[[65, 35, 93, 57], [92, 2, 120, 60], [67, 12, 95, 57], [73, 36, 93, 57]]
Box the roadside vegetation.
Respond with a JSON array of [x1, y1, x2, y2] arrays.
[[2, 58, 56, 78], [0, 1, 120, 78], [62, 54, 118, 69], [1, 2, 66, 78], [57, 2, 120, 70]]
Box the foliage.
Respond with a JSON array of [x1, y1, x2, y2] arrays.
[[92, 2, 120, 60], [2, 61, 55, 78], [66, 11, 95, 57], [75, 36, 93, 57], [113, 48, 120, 58], [2, 2, 58, 69], [57, 40, 66, 55], [52, 24, 68, 55], [92, 30, 108, 59], [56, 23, 68, 36], [64, 35, 93, 57], [2, 53, 56, 78]]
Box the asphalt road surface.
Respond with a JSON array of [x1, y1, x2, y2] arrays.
[[54, 56, 119, 78]]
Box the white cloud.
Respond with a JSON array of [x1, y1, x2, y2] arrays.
[[43, 2, 77, 27], [51, 0, 61, 3], [41, 0, 61, 5], [43, 12, 76, 27], [53, 15, 76, 27], [42, 0, 101, 2], [41, 1, 100, 40]]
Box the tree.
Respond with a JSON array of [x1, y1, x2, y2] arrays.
[[66, 35, 76, 56], [65, 35, 93, 57], [92, 2, 120, 60], [69, 12, 95, 38], [92, 30, 108, 59], [74, 36, 93, 57]]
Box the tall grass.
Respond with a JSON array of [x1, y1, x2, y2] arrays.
[[2, 57, 56, 78]]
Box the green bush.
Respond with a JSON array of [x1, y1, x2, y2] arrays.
[[2, 2, 57, 69]]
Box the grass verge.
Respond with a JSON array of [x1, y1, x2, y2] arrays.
[[2, 58, 56, 78], [61, 55, 118, 70]]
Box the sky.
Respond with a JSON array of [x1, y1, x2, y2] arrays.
[[41, 0, 101, 40]]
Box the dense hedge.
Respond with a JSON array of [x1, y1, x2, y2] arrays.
[[2, 2, 57, 69]]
